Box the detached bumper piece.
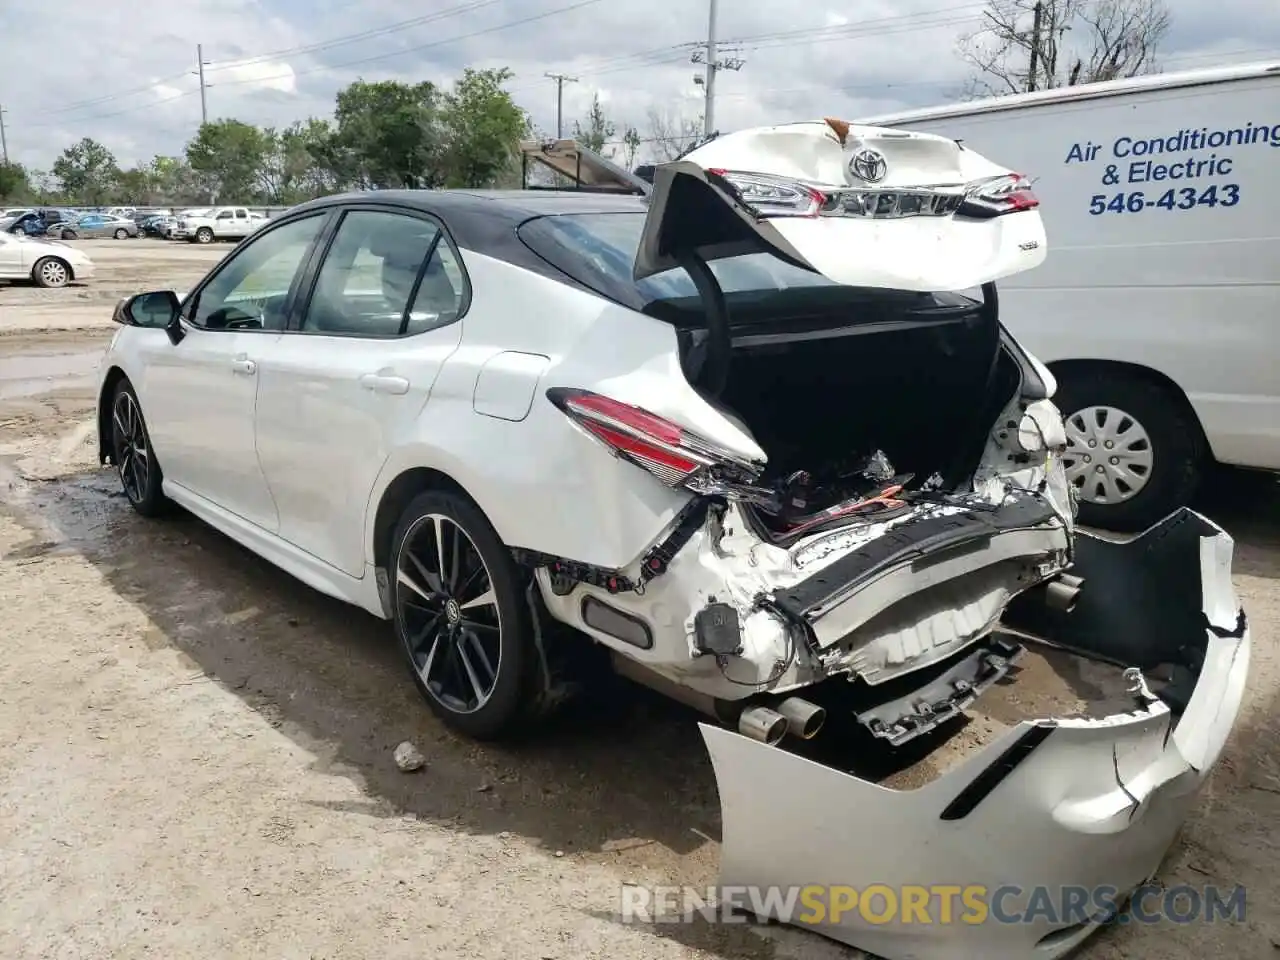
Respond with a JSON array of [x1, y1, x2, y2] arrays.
[[700, 508, 1250, 960]]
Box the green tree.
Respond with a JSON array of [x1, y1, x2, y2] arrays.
[[186, 119, 273, 202], [148, 156, 204, 206], [113, 167, 153, 204], [259, 119, 339, 202], [331, 79, 441, 189], [438, 68, 527, 188], [51, 138, 120, 204], [573, 93, 616, 154], [0, 161, 31, 202]]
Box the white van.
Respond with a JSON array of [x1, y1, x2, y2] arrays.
[[862, 62, 1280, 531]]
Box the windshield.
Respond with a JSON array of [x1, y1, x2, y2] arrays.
[[517, 211, 838, 308]]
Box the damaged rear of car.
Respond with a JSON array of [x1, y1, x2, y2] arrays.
[[517, 120, 1250, 958]]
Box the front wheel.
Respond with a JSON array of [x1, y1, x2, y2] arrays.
[[1055, 370, 1204, 532], [111, 380, 170, 517], [195, 227, 214, 244], [32, 257, 70, 288], [390, 490, 539, 740], [60, 229, 77, 240]]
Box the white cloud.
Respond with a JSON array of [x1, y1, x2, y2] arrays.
[[0, 0, 1276, 169]]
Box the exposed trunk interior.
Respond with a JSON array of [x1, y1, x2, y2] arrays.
[[651, 281, 1022, 526]]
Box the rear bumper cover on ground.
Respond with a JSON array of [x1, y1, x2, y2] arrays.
[[700, 507, 1249, 960]]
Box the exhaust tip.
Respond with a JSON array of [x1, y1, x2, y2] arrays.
[[738, 706, 788, 746], [1045, 575, 1082, 613], [776, 697, 827, 739]]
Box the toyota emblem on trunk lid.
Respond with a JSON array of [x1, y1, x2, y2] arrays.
[[848, 147, 888, 183]]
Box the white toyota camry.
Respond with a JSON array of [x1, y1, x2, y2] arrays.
[[95, 120, 1250, 960]]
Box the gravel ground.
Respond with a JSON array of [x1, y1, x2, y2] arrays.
[[1, 239, 1277, 959]]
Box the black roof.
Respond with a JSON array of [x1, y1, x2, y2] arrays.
[[284, 188, 651, 305], [291, 188, 645, 223]]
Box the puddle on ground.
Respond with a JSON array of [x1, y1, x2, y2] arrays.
[[0, 351, 103, 399]]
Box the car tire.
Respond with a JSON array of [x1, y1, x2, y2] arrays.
[[114, 228, 129, 240], [110, 379, 170, 518], [32, 257, 71, 288], [390, 490, 539, 740], [61, 229, 77, 240], [1054, 369, 1204, 532], [195, 227, 214, 244]]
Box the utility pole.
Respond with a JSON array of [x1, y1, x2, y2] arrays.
[[703, 0, 718, 135], [0, 106, 8, 165], [196, 44, 209, 125], [544, 72, 578, 139], [691, 0, 744, 138], [1027, 1, 1043, 92]]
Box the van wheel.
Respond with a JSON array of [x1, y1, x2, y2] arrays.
[[389, 490, 539, 740], [1054, 370, 1203, 532]]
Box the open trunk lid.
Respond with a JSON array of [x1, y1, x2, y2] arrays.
[[633, 120, 1047, 291]]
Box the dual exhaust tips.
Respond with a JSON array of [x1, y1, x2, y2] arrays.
[[737, 697, 826, 746]]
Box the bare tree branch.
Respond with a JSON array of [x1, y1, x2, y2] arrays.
[[958, 0, 1170, 95], [645, 108, 703, 162]]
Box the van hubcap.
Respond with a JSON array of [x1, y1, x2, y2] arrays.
[[1061, 405, 1154, 505]]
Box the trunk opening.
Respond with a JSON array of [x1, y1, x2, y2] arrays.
[[652, 278, 1021, 525]]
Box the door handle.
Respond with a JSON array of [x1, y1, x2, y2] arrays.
[[360, 373, 410, 395], [231, 357, 256, 375]]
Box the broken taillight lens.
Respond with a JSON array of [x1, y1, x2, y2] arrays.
[[547, 387, 757, 486], [958, 173, 1040, 218]]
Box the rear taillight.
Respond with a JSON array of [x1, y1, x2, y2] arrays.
[[958, 173, 1040, 218], [547, 387, 757, 486], [707, 169, 825, 217], [704, 168, 1039, 222]]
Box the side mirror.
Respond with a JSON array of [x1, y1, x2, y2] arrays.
[[117, 290, 181, 334]]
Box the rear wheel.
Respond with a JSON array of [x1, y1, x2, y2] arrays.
[[114, 228, 129, 240], [32, 257, 70, 288], [390, 490, 538, 740], [1055, 369, 1203, 532], [61, 229, 77, 240]]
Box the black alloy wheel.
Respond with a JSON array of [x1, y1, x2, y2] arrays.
[[391, 491, 536, 739]]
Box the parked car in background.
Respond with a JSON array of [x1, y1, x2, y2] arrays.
[[172, 205, 267, 243], [48, 213, 140, 240], [862, 61, 1280, 531], [139, 214, 173, 237], [0, 230, 95, 286], [2, 211, 48, 236], [1, 207, 33, 220]]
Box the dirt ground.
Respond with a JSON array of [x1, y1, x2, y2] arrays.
[[1, 239, 1278, 960]]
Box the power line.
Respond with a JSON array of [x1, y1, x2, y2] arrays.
[[202, 0, 504, 71], [211, 0, 608, 89], [11, 0, 606, 131], [7, 0, 599, 124]]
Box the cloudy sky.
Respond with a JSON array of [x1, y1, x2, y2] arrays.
[[1, 0, 1277, 170]]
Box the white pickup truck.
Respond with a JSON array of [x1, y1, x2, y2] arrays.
[[172, 206, 267, 244]]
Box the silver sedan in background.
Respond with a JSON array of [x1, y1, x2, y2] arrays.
[[48, 213, 139, 240]]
